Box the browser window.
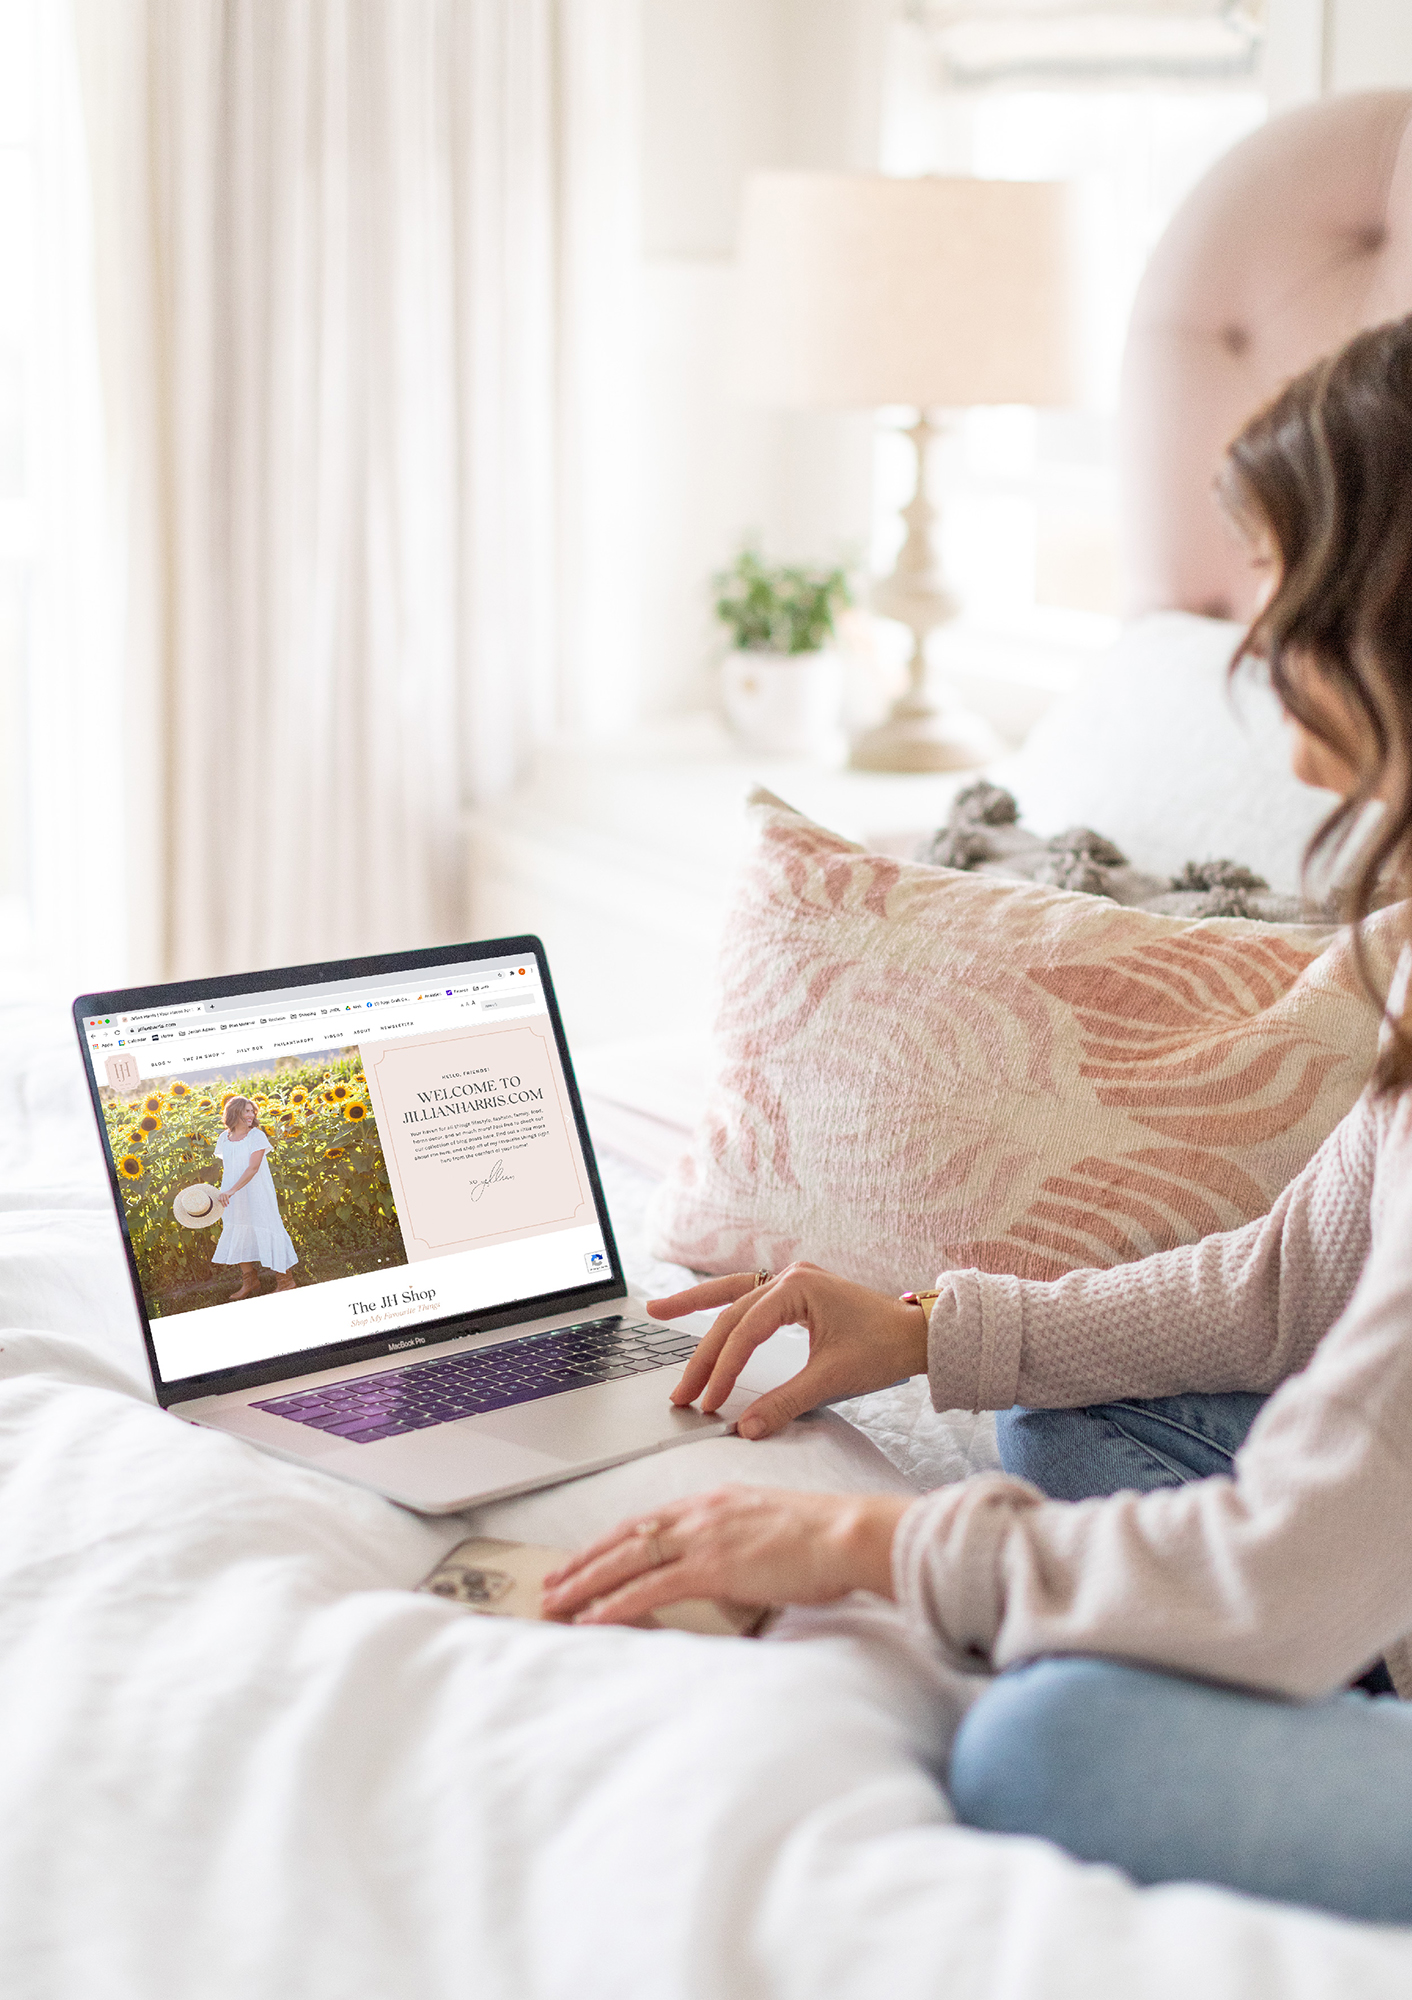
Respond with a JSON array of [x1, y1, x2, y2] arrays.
[[80, 955, 612, 1387]]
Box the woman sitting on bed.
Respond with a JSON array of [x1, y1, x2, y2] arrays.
[[544, 317, 1412, 1928]]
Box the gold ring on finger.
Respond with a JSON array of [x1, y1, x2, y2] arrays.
[[753, 1268, 772, 1289], [634, 1516, 668, 1568]]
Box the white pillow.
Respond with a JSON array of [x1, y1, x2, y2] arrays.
[[992, 611, 1339, 896]]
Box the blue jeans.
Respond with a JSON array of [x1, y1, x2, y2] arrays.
[[943, 1391, 1412, 1922], [995, 1388, 1268, 1499], [950, 1657, 1412, 1924]]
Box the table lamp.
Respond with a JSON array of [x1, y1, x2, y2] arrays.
[[728, 171, 1078, 772]]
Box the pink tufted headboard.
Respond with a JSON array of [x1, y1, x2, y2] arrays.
[[1119, 89, 1412, 623]]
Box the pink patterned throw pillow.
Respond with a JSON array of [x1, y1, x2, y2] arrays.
[[647, 791, 1402, 1292]]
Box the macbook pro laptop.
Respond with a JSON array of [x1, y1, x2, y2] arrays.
[[75, 936, 775, 1513]]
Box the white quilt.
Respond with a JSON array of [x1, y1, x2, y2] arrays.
[[4, 1000, 1411, 1997]]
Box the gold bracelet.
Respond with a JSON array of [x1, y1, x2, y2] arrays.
[[899, 1289, 941, 1320]]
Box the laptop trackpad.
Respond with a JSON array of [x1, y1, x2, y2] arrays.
[[474, 1369, 722, 1459]]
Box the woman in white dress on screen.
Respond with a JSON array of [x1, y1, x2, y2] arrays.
[[212, 1095, 298, 1300]]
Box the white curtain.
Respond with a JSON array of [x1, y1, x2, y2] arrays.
[[73, 0, 640, 984], [0, 4, 122, 995]]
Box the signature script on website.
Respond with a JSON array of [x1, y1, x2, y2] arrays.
[[468, 1157, 514, 1203]]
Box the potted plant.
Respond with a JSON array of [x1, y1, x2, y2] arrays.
[[713, 546, 852, 756]]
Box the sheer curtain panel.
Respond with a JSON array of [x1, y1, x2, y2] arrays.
[[73, 0, 639, 982], [0, 5, 121, 993]]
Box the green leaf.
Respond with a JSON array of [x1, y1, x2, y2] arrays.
[[712, 544, 852, 654]]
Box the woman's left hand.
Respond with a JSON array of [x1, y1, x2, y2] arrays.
[[216, 1192, 229, 1209], [540, 1485, 911, 1627]]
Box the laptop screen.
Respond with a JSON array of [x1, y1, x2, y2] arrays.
[[77, 943, 617, 1397]]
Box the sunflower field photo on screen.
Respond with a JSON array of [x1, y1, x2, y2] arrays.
[[103, 1049, 406, 1317]]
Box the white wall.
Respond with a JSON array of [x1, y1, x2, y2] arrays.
[[1267, 0, 1412, 106], [1331, 0, 1412, 87], [637, 0, 885, 719]]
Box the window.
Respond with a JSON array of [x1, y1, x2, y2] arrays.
[[909, 0, 1266, 90]]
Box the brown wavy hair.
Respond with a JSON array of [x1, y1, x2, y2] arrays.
[[222, 1094, 273, 1143], [1222, 316, 1412, 1091]]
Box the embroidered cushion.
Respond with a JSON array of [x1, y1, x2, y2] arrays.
[[646, 791, 1401, 1292]]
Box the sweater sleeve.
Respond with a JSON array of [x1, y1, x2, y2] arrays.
[[897, 1101, 1412, 1699], [925, 1094, 1380, 1413]]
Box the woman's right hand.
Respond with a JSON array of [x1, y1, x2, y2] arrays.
[[216, 1192, 229, 1209], [648, 1263, 932, 1441]]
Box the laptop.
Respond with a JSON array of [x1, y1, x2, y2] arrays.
[[74, 936, 778, 1513]]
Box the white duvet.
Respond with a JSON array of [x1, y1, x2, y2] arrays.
[[5, 1000, 1411, 1997]]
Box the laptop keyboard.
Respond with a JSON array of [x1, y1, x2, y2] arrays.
[[251, 1316, 701, 1446]]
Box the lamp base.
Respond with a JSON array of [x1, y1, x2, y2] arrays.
[[848, 702, 1001, 774]]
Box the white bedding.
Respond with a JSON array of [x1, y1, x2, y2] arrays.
[[5, 997, 1412, 1996]]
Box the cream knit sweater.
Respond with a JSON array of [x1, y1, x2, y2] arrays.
[[896, 1082, 1412, 1699]]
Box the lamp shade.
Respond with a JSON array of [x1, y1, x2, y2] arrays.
[[728, 171, 1078, 410]]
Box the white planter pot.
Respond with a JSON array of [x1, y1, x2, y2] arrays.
[[720, 648, 844, 757]]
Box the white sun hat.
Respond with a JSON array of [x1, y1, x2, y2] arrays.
[[172, 1183, 221, 1229]]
